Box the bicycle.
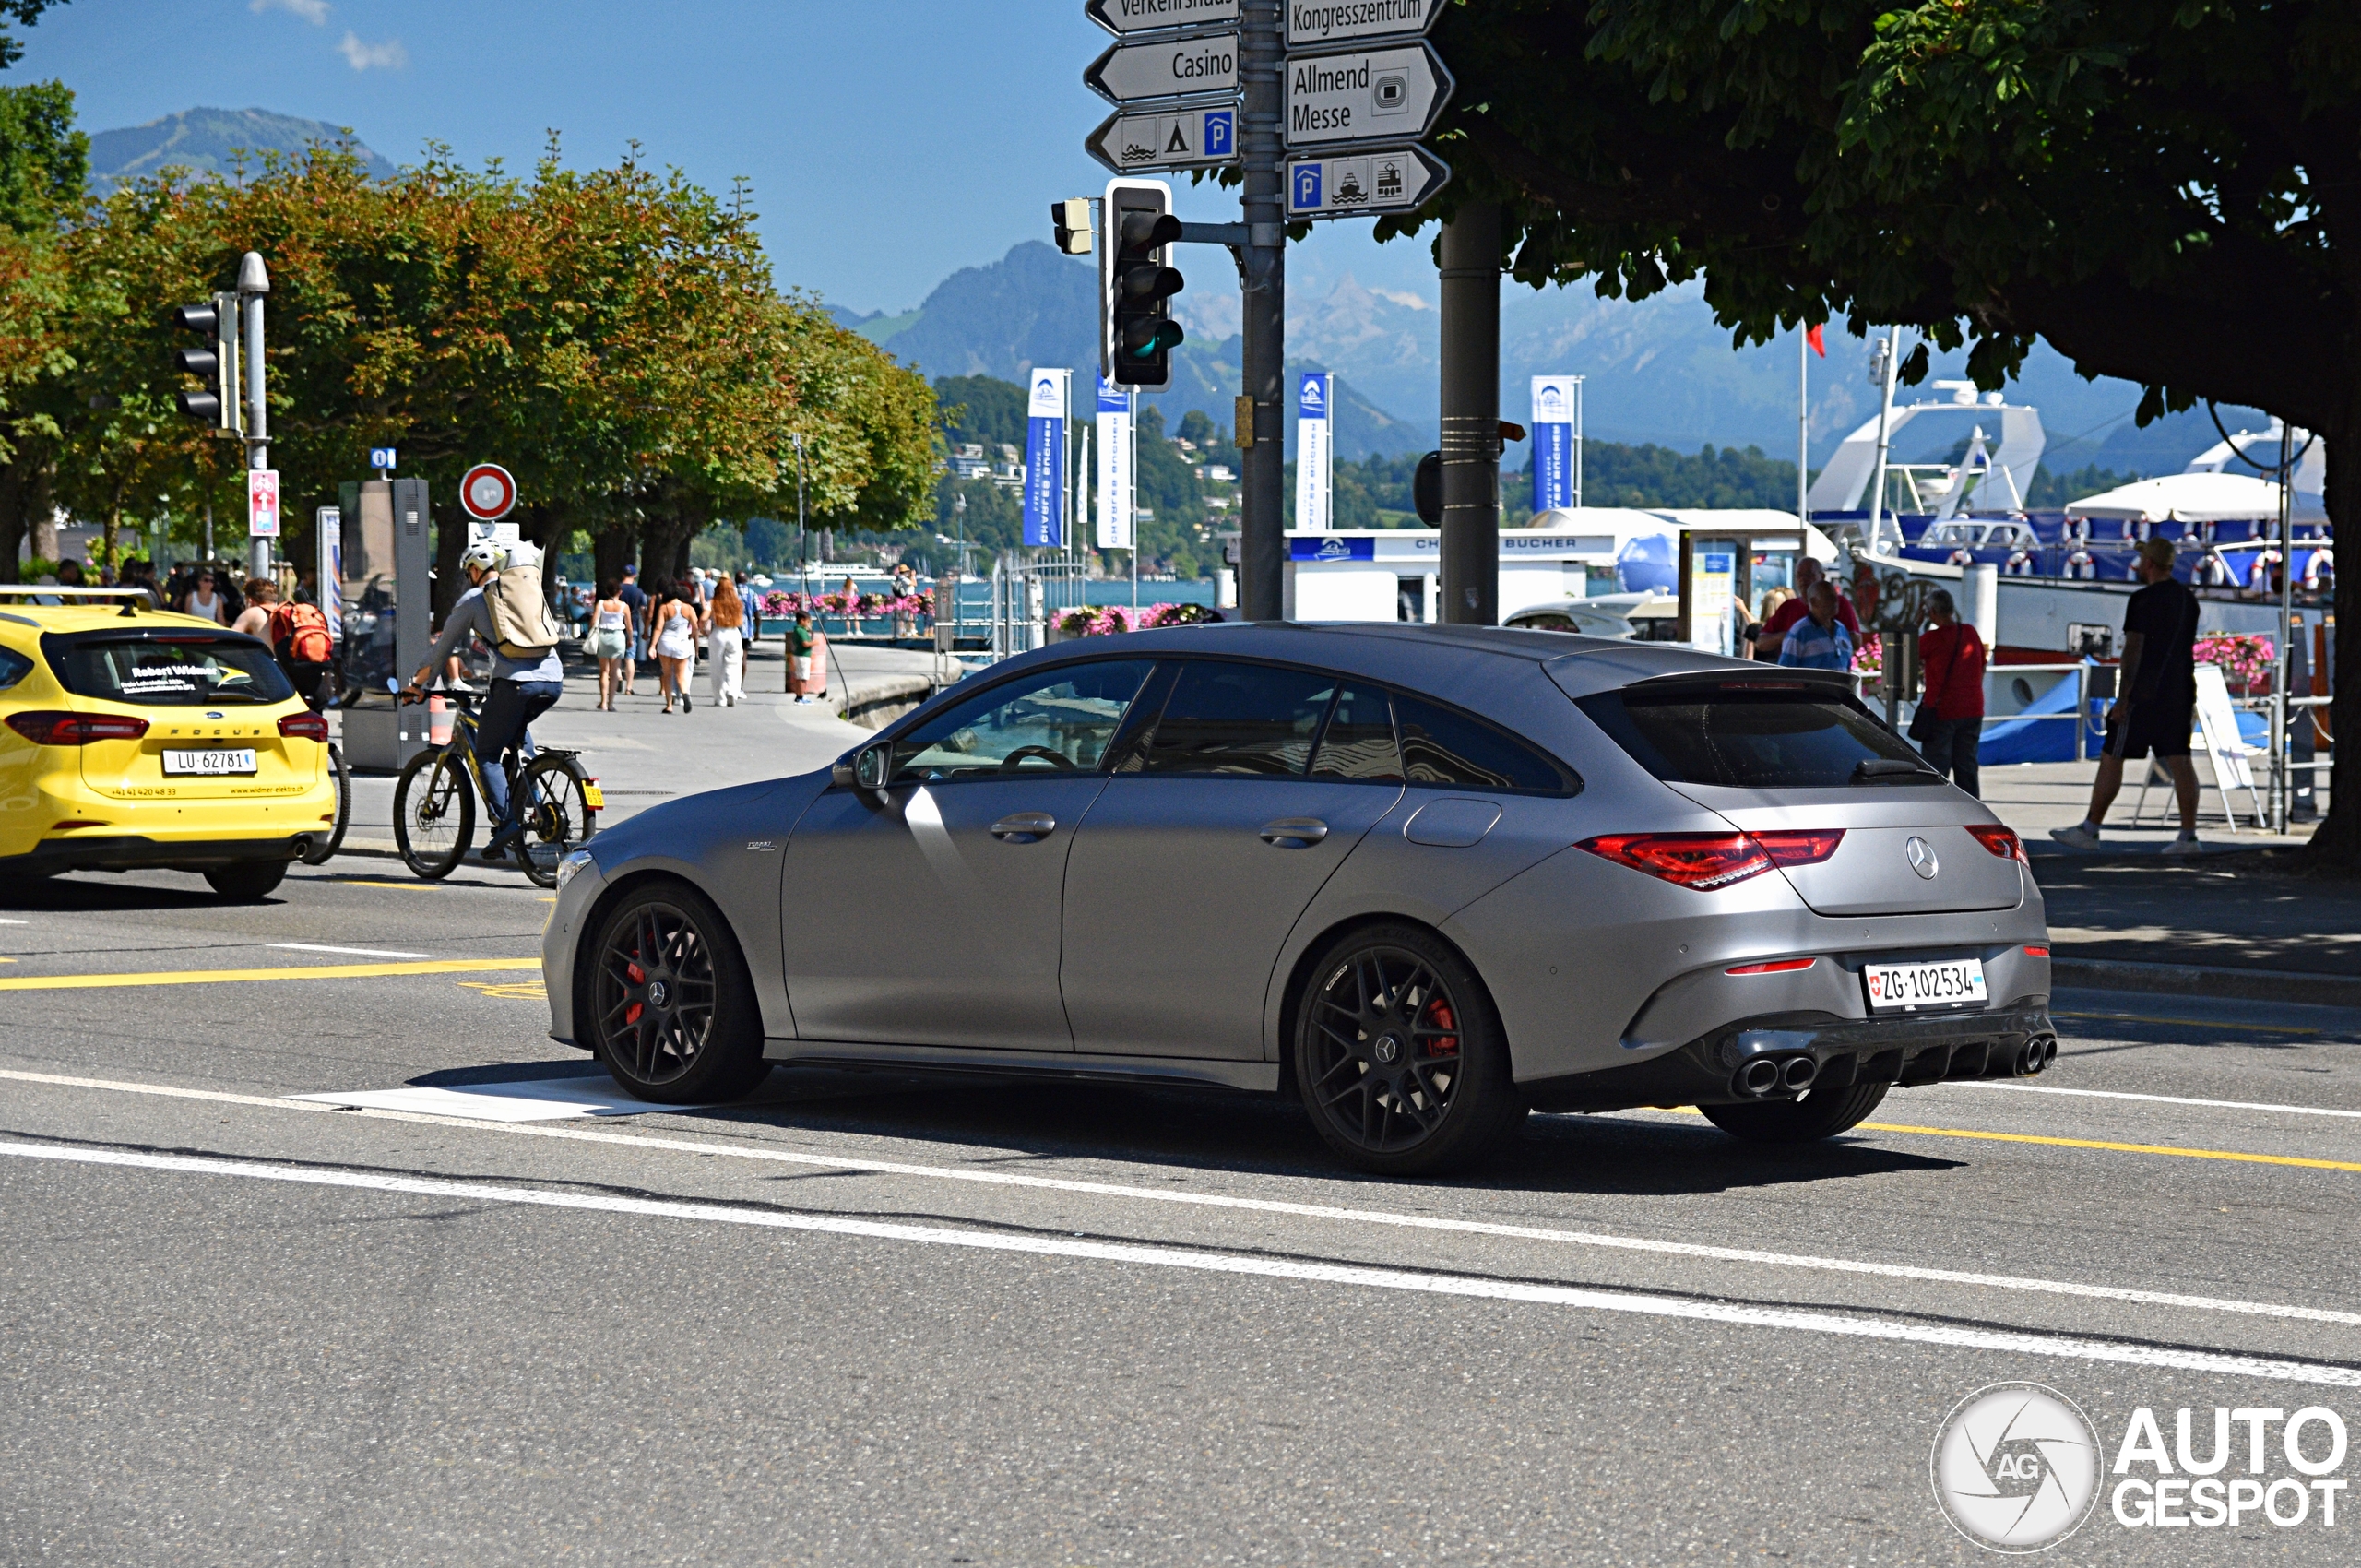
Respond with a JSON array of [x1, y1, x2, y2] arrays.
[[392, 690, 601, 886], [300, 742, 351, 865]]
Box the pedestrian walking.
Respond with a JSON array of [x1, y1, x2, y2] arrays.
[[616, 565, 647, 698], [650, 577, 699, 714], [588, 579, 631, 711], [184, 569, 228, 625], [2051, 537, 2204, 854], [1776, 581, 1856, 671], [789, 610, 819, 705], [1753, 559, 1857, 658], [706, 574, 747, 707], [1913, 588, 1987, 797]]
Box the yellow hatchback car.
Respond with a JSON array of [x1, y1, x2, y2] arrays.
[[0, 588, 338, 898]]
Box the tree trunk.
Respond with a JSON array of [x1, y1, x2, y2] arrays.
[[593, 524, 633, 590], [0, 448, 50, 584], [2311, 419, 2360, 864]]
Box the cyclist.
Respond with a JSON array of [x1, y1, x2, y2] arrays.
[[399, 540, 564, 862]]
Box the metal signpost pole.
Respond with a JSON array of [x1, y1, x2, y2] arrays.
[[238, 252, 270, 580], [1438, 202, 1501, 625], [1238, 0, 1285, 622], [2273, 424, 2294, 835], [1574, 375, 1584, 511], [1868, 326, 1901, 555]]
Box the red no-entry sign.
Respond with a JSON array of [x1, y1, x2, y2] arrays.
[[460, 463, 517, 521]]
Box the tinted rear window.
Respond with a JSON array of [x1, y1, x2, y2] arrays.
[[53, 636, 293, 707], [1578, 682, 1937, 789], [1308, 684, 1401, 783], [1395, 695, 1573, 794]]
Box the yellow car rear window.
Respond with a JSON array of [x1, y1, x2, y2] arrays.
[[53, 636, 292, 707]]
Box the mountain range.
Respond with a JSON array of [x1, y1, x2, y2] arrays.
[[837, 241, 2262, 478], [88, 107, 397, 188]]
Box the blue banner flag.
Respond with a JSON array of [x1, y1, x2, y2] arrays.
[[1531, 375, 1578, 514], [1023, 370, 1070, 548]]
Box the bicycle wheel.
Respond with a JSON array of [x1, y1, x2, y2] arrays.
[[301, 743, 351, 865], [393, 749, 474, 880], [514, 753, 599, 888]]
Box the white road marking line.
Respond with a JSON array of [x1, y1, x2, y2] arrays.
[[0, 918, 24, 925], [6, 1138, 2356, 1389], [1950, 1082, 2361, 1122], [4, 1066, 2355, 1331], [289, 1081, 702, 1123], [270, 944, 436, 960]]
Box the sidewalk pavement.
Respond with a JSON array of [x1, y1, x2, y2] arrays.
[[333, 635, 946, 855], [1975, 759, 2356, 1007]]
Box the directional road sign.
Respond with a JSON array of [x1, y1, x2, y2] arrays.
[[1285, 144, 1450, 219], [1284, 41, 1452, 148], [459, 462, 517, 521], [1086, 0, 1240, 34], [1086, 31, 1240, 104], [1087, 101, 1240, 173], [1285, 0, 1442, 47]]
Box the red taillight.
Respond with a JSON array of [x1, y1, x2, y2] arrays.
[[1967, 825, 2028, 863], [1726, 957, 1817, 976], [2023, 944, 2050, 958], [1578, 828, 1845, 891], [278, 712, 330, 742], [1578, 833, 1774, 891], [1750, 828, 1845, 866], [6, 711, 150, 746]]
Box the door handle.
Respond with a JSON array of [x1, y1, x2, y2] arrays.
[[1259, 817, 1330, 848], [990, 812, 1058, 843]]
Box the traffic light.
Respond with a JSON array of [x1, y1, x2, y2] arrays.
[[171, 292, 240, 434], [1050, 197, 1093, 256], [1101, 178, 1184, 387]]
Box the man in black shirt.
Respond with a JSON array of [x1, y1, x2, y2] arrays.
[[2051, 538, 2202, 854]]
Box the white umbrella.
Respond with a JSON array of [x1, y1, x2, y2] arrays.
[[2063, 470, 2327, 525]]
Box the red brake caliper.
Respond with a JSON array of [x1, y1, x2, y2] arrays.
[[1422, 998, 1459, 1056], [624, 956, 646, 1025]]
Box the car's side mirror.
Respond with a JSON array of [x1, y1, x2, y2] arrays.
[[834, 742, 890, 793]]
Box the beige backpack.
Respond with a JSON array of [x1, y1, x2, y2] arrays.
[[483, 564, 563, 660]]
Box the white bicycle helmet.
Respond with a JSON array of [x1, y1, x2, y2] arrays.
[[460, 540, 507, 575]]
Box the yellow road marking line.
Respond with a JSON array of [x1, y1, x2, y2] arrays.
[[329, 879, 448, 891], [0, 958, 541, 992], [2057, 1011, 2334, 1038], [457, 979, 548, 1001], [1661, 1107, 2361, 1174]]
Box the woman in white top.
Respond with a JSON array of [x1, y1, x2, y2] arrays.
[[589, 578, 631, 710], [649, 577, 699, 714], [184, 570, 227, 625]]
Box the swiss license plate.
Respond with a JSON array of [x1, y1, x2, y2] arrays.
[[162, 748, 257, 777], [581, 783, 605, 809], [1865, 956, 1987, 1012]]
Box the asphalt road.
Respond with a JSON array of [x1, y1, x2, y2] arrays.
[[6, 862, 2361, 1565]]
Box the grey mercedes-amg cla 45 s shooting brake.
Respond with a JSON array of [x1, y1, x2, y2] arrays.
[[544, 624, 2056, 1174]]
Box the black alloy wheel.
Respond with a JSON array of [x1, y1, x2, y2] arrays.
[[1700, 1081, 1890, 1143], [587, 883, 767, 1104], [1293, 924, 1523, 1175]]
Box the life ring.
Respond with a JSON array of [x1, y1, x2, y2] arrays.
[[1947, 548, 1976, 567], [2194, 550, 2235, 588], [2064, 549, 2096, 581], [2303, 549, 2333, 592], [2247, 549, 2283, 592], [2003, 549, 2035, 576]]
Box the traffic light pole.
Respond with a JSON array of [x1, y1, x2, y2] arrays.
[[1235, 0, 1286, 623], [238, 251, 270, 580], [1438, 203, 1501, 624]]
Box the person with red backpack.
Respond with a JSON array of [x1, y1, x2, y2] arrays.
[[268, 588, 337, 707]]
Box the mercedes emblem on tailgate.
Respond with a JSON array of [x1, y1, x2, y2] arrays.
[[1906, 836, 1940, 879]]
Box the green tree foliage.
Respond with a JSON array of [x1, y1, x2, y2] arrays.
[[22, 135, 935, 590], [935, 374, 1026, 452], [1416, 0, 2361, 855], [2025, 464, 2136, 509], [0, 1, 63, 73]]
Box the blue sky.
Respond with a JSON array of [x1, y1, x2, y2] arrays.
[[27, 0, 1420, 315]]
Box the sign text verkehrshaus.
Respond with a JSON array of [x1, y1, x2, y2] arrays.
[[1100, 0, 1238, 29]]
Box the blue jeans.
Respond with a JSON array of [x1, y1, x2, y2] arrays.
[[477, 679, 562, 826]]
